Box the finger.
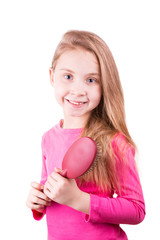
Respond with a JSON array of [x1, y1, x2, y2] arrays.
[[28, 202, 46, 211], [35, 206, 46, 213], [47, 175, 57, 186], [55, 167, 67, 177], [60, 169, 67, 177], [51, 171, 65, 182], [31, 195, 51, 206], [32, 188, 51, 202], [44, 185, 52, 199], [54, 167, 62, 173], [45, 180, 54, 193], [30, 182, 44, 191]]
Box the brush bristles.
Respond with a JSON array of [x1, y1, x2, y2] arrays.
[[79, 142, 102, 177]]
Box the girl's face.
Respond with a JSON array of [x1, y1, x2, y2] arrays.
[[50, 48, 102, 128]]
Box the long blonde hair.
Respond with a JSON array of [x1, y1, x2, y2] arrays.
[[51, 30, 136, 193]]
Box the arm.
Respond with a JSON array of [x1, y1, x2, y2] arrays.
[[44, 168, 90, 214], [36, 134, 91, 215], [31, 134, 49, 220], [85, 134, 146, 225]]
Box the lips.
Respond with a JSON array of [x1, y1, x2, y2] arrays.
[[65, 98, 87, 106]]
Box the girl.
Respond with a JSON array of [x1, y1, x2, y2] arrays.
[[26, 30, 145, 240]]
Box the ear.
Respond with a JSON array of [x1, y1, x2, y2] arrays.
[[49, 67, 54, 87]]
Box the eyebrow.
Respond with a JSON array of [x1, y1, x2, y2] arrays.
[[59, 68, 100, 77], [59, 68, 75, 73]]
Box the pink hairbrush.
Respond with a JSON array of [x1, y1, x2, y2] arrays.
[[61, 137, 98, 179]]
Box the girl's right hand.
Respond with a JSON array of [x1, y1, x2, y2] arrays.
[[26, 182, 51, 213]]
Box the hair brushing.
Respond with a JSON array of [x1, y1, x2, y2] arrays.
[[60, 137, 99, 179]]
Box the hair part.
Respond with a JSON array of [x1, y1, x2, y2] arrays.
[[51, 30, 136, 194]]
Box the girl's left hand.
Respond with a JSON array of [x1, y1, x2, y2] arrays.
[[44, 168, 88, 211]]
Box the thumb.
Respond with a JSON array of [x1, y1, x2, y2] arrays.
[[54, 167, 67, 177], [30, 181, 44, 191], [54, 167, 62, 172]]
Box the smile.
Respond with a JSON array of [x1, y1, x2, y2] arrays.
[[65, 98, 87, 106], [69, 100, 84, 105]]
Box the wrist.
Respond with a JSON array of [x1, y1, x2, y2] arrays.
[[69, 190, 90, 214]]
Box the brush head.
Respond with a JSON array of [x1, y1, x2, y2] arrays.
[[62, 137, 97, 179]]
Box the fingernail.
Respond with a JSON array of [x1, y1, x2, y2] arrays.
[[61, 169, 67, 177]]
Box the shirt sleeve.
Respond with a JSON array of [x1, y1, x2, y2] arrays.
[[85, 134, 146, 225], [32, 133, 47, 220]]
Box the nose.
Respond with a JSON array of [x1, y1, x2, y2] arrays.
[[70, 81, 87, 96], [70, 89, 86, 96]]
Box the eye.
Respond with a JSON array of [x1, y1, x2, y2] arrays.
[[87, 78, 96, 83], [64, 74, 73, 80]]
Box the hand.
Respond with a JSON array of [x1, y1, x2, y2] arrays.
[[44, 168, 90, 214], [26, 182, 51, 213], [44, 168, 80, 206]]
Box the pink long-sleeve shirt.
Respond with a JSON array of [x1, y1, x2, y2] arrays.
[[32, 121, 145, 240]]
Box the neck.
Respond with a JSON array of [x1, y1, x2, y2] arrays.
[[62, 116, 88, 129]]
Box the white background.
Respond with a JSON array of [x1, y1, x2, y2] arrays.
[[0, 0, 159, 239]]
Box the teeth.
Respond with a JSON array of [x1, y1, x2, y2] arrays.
[[69, 100, 84, 105]]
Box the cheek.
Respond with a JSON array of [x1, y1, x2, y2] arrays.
[[54, 85, 67, 104], [92, 87, 102, 105]]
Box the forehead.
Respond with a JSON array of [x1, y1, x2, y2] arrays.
[[55, 48, 100, 74]]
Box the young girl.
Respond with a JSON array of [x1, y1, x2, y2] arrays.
[[26, 30, 145, 240]]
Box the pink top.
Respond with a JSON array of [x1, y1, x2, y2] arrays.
[[32, 121, 145, 240]]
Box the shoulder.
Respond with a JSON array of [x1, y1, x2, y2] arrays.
[[41, 123, 60, 146]]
